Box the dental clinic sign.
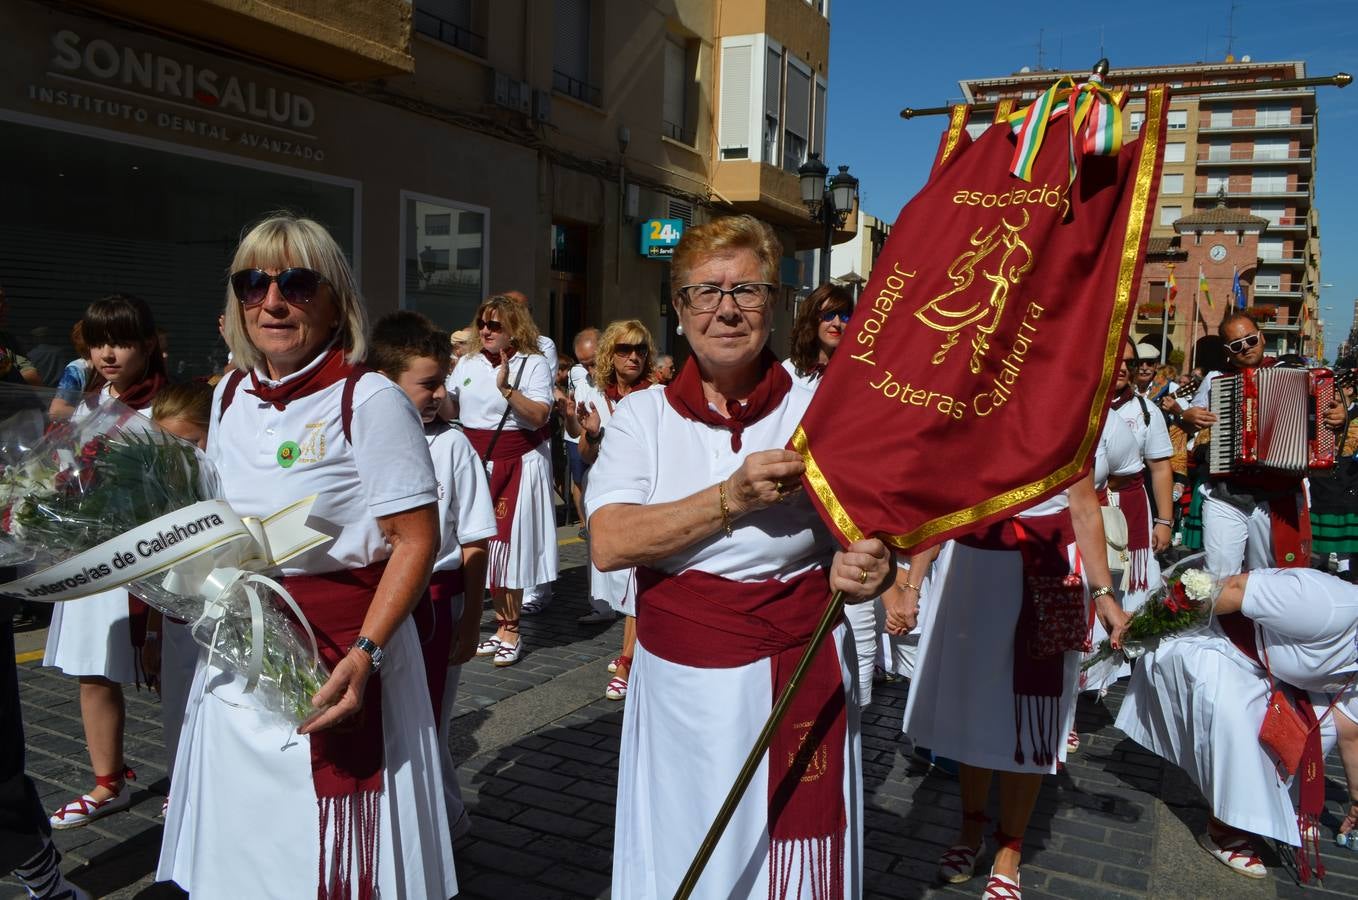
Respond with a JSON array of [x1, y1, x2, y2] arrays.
[[25, 29, 327, 163]]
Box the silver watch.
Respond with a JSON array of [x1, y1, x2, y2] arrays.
[[353, 635, 384, 671]]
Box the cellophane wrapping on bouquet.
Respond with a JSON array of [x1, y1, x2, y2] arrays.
[[1082, 552, 1220, 672], [0, 400, 329, 724]]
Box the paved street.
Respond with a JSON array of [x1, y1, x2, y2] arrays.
[[6, 531, 1358, 899]]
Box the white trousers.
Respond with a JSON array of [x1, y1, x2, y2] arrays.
[[843, 599, 880, 707], [1201, 489, 1276, 575]]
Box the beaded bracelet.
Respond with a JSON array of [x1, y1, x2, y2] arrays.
[[718, 480, 733, 538]]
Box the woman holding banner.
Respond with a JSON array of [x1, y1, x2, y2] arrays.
[[158, 214, 456, 900], [588, 215, 893, 898], [896, 472, 1128, 897]]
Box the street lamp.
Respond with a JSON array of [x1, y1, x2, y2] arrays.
[[798, 153, 859, 285]]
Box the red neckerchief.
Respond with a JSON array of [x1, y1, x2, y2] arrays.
[[111, 349, 169, 411], [603, 377, 653, 410], [663, 349, 792, 451], [245, 345, 351, 410], [1109, 384, 1135, 410], [481, 349, 505, 367]]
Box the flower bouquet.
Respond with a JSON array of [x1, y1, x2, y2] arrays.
[[1081, 553, 1220, 671], [0, 400, 331, 724]]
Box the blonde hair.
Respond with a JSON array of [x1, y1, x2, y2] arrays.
[[670, 215, 782, 293], [222, 213, 367, 372], [465, 294, 543, 357], [594, 319, 655, 389], [151, 381, 214, 430]]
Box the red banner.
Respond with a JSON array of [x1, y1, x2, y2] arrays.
[[793, 87, 1169, 552]]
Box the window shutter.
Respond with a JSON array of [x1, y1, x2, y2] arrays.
[[718, 43, 751, 151], [553, 0, 590, 83], [663, 38, 686, 131], [812, 80, 827, 155], [765, 47, 782, 120], [785, 64, 810, 140]]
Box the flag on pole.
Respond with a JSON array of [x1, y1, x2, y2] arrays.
[[1232, 268, 1247, 309], [1199, 266, 1212, 308], [1167, 266, 1178, 303], [792, 84, 1170, 552]]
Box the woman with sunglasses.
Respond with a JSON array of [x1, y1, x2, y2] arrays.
[[158, 214, 455, 900], [784, 282, 852, 392], [449, 295, 556, 668], [571, 319, 660, 701], [45, 294, 169, 830], [588, 216, 894, 898]]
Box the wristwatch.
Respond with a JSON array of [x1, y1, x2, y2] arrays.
[[352, 636, 384, 671], [586, 426, 605, 443], [501, 386, 513, 399]]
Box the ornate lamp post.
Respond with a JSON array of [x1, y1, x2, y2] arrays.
[[797, 153, 859, 286]]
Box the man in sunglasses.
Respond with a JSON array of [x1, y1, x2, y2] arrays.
[[1182, 312, 1346, 577]]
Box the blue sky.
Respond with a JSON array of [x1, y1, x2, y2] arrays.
[[827, 0, 1358, 357]]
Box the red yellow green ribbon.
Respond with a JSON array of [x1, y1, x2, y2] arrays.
[[1007, 73, 1127, 184]]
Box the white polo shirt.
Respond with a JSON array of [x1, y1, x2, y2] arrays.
[[425, 420, 498, 572], [447, 351, 553, 431], [208, 354, 438, 577]]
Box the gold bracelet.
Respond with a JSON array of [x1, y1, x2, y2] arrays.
[[718, 479, 733, 538], [901, 582, 922, 594]]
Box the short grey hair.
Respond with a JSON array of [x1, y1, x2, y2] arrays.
[[223, 213, 367, 372]]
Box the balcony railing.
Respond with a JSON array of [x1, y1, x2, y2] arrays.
[[1200, 115, 1315, 132], [413, 8, 486, 57], [662, 120, 697, 146], [553, 70, 602, 107], [1194, 183, 1311, 199], [1254, 287, 1304, 299], [1258, 255, 1307, 266], [1197, 151, 1312, 165]]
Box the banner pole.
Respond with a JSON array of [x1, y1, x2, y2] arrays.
[[673, 589, 847, 900]]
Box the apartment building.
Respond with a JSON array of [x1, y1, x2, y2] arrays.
[[0, 0, 848, 375], [959, 58, 1322, 362]]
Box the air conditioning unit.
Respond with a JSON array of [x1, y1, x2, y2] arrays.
[[532, 89, 552, 124], [491, 71, 531, 114]]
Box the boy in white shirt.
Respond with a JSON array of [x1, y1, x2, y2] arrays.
[[371, 312, 496, 837]]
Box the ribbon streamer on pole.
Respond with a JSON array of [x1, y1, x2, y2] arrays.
[[1007, 71, 1127, 185]]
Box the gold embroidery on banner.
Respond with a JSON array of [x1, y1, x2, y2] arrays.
[[795, 88, 1168, 550], [993, 98, 1016, 123], [914, 210, 1033, 373], [937, 104, 968, 170]]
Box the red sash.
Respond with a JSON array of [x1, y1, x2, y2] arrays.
[[957, 509, 1079, 767], [463, 427, 547, 591], [1114, 479, 1153, 592], [1220, 611, 1328, 882], [412, 569, 466, 718], [635, 566, 845, 898], [281, 561, 386, 900]]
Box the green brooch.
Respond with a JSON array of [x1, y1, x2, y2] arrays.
[[276, 440, 301, 469]]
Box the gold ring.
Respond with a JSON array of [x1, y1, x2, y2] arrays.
[[858, 569, 869, 585]]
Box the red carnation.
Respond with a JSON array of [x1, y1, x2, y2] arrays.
[[1162, 582, 1192, 615]]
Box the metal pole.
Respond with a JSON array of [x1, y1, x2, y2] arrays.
[[1188, 277, 1200, 372], [900, 71, 1351, 119], [673, 590, 847, 899], [1160, 263, 1173, 363], [820, 202, 834, 286]]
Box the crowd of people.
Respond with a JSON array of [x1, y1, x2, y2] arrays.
[[2, 211, 1357, 900]]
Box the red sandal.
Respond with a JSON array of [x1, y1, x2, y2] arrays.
[[50, 767, 135, 829]]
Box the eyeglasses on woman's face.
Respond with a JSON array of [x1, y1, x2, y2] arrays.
[[613, 342, 648, 358], [820, 310, 851, 324], [675, 282, 774, 312], [476, 318, 504, 333], [230, 267, 329, 307]]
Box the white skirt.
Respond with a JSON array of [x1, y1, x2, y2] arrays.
[[158, 617, 457, 899], [159, 620, 199, 770], [590, 563, 637, 615], [902, 541, 1083, 774], [488, 445, 558, 591], [613, 625, 863, 899], [1115, 626, 1337, 846], [43, 587, 139, 682]]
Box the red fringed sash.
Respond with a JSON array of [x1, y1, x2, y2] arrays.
[[463, 428, 546, 591], [663, 349, 791, 452], [957, 510, 1080, 767], [1219, 611, 1329, 882], [635, 566, 846, 898], [1113, 479, 1152, 592], [412, 569, 466, 718], [282, 562, 387, 900]]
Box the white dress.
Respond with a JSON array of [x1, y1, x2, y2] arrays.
[[158, 351, 457, 900], [1116, 568, 1357, 845], [1110, 395, 1174, 612], [576, 380, 662, 614], [448, 351, 558, 590], [42, 386, 148, 683], [902, 492, 1086, 775], [585, 385, 863, 899]]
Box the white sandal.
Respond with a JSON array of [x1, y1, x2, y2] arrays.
[[1198, 830, 1266, 878], [50, 769, 135, 829], [493, 638, 523, 667]]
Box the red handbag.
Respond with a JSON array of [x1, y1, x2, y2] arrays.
[[1013, 521, 1092, 658], [1258, 645, 1355, 778]]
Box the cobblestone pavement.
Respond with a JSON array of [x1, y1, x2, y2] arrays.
[[7, 532, 1358, 898]]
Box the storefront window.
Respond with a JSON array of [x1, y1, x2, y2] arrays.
[[402, 193, 487, 332], [0, 119, 356, 379]]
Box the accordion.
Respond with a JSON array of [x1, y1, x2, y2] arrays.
[[1207, 367, 1336, 476]]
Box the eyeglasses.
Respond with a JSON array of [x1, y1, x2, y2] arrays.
[[1225, 333, 1261, 355], [230, 268, 328, 307], [1135, 360, 1157, 369], [613, 342, 648, 358], [821, 310, 851, 324], [1121, 357, 1137, 369], [476, 318, 504, 333], [676, 282, 774, 312]]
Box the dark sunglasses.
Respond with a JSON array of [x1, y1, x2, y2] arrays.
[[476, 318, 504, 333], [1225, 333, 1261, 355], [230, 267, 328, 307], [613, 342, 648, 358], [821, 310, 851, 324]]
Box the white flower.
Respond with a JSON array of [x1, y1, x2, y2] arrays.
[[1179, 568, 1215, 602]]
